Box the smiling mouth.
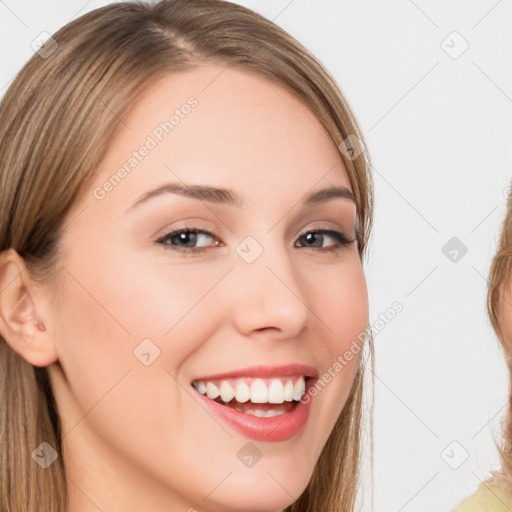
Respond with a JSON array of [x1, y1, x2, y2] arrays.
[[191, 376, 309, 418]]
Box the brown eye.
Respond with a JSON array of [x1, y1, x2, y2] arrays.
[[156, 228, 221, 253], [295, 229, 354, 251]]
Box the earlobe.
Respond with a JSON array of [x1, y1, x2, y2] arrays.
[[0, 249, 57, 367]]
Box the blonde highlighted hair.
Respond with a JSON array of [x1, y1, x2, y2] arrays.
[[0, 1, 373, 511]]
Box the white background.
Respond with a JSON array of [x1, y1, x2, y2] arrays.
[[1, 1, 511, 511]]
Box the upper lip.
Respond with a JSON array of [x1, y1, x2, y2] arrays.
[[191, 364, 319, 382]]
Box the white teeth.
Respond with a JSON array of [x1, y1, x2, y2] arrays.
[[250, 379, 268, 403], [245, 409, 286, 418], [268, 379, 285, 404], [235, 381, 250, 403], [219, 381, 235, 402], [248, 409, 267, 418], [205, 382, 220, 399], [293, 377, 306, 401], [283, 380, 294, 402], [261, 409, 285, 418], [194, 381, 206, 395], [194, 376, 307, 404]]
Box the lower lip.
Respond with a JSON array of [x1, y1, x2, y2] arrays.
[[193, 390, 313, 442]]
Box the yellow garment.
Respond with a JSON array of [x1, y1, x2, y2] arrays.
[[452, 482, 512, 512]]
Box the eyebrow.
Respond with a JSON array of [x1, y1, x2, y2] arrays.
[[127, 182, 355, 211]]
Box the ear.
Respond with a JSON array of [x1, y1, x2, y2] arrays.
[[0, 249, 58, 367]]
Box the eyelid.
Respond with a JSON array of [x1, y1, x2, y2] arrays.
[[297, 222, 355, 240]]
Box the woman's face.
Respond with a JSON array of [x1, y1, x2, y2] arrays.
[[44, 64, 368, 512]]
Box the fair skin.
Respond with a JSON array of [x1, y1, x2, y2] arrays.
[[0, 64, 368, 512]]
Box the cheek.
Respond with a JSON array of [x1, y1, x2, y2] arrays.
[[300, 255, 368, 444], [309, 255, 368, 356], [50, 249, 230, 475], [59, 233, 222, 333]]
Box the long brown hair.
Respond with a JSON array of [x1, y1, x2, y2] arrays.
[[0, 1, 374, 511], [487, 194, 512, 496]]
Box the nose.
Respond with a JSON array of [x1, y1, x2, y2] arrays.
[[229, 240, 310, 341]]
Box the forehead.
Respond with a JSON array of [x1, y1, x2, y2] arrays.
[[82, 64, 351, 214]]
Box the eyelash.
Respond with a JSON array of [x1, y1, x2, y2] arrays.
[[155, 227, 356, 255]]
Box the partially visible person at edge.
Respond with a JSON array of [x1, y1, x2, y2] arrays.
[[451, 189, 512, 512]]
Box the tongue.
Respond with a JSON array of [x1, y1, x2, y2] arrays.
[[215, 398, 296, 415]]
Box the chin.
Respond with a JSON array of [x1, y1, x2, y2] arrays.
[[204, 492, 297, 512], [196, 464, 312, 512]]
